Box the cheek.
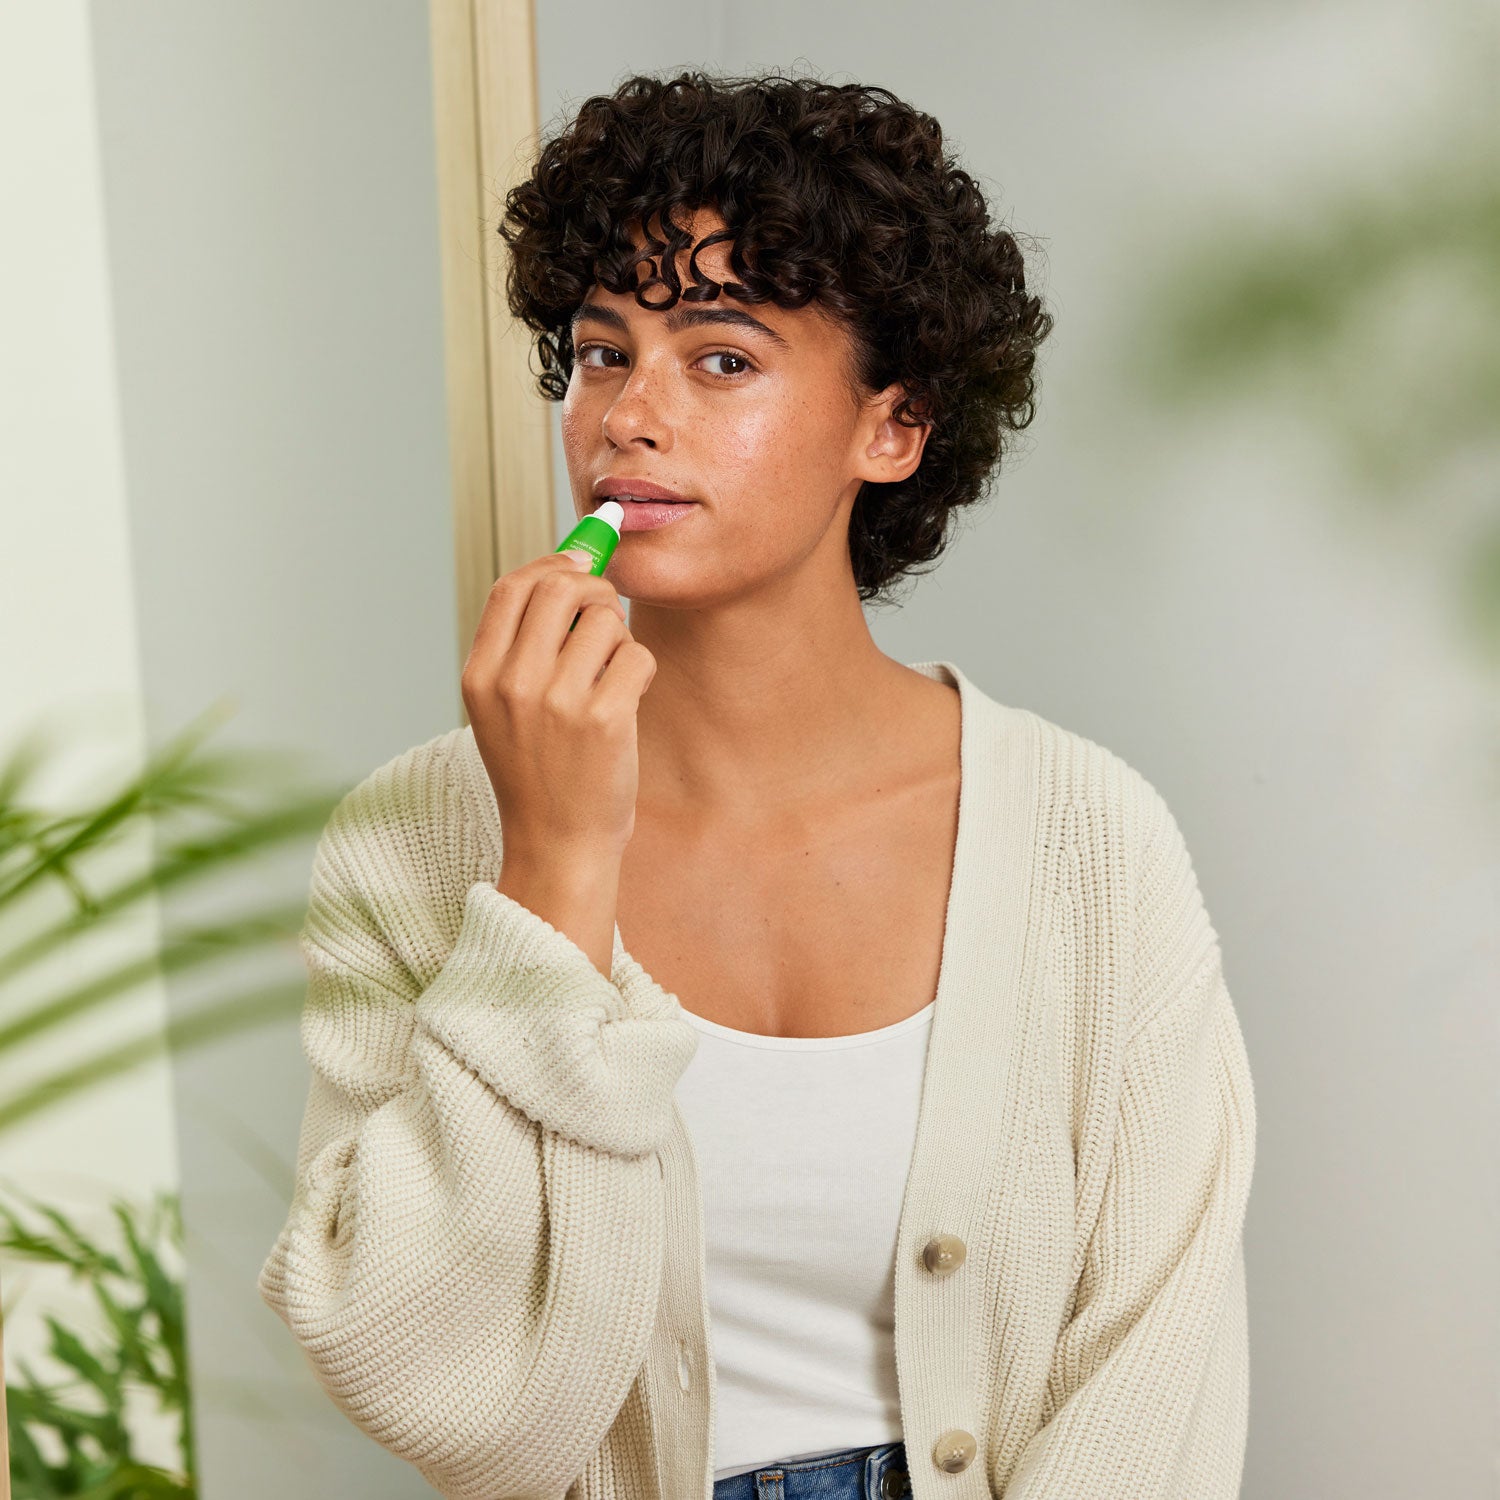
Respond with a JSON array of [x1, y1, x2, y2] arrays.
[[702, 402, 816, 485], [559, 388, 582, 450], [711, 416, 847, 552], [559, 388, 600, 480]]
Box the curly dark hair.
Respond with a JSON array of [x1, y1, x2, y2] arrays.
[[497, 68, 1054, 606]]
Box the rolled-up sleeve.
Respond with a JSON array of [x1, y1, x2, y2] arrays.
[[256, 768, 697, 1499]]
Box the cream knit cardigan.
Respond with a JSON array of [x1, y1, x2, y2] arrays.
[[257, 659, 1256, 1500]]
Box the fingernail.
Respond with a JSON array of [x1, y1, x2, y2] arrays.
[[563, 549, 592, 568]]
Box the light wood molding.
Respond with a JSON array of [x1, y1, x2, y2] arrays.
[[428, 0, 555, 722]]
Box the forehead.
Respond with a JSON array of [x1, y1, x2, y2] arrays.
[[575, 210, 838, 349]]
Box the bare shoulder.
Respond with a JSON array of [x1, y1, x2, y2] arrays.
[[886, 664, 962, 780]]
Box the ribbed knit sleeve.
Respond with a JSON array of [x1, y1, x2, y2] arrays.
[[1004, 784, 1257, 1500], [255, 752, 698, 1499], [415, 881, 693, 1158]]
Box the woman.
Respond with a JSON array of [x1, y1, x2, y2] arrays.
[[259, 70, 1256, 1500]]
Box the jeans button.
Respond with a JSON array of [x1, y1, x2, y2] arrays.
[[880, 1468, 910, 1498]]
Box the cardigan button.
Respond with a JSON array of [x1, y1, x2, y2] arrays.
[[921, 1233, 967, 1276], [931, 1428, 977, 1473]]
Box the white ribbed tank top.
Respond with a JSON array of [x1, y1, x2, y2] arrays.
[[671, 998, 936, 1481]]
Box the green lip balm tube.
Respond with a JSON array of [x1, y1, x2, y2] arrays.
[[557, 500, 625, 630]]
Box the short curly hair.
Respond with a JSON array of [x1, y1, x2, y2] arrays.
[[498, 68, 1054, 606]]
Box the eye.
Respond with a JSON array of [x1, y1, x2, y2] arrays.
[[576, 342, 626, 369], [697, 350, 755, 379], [573, 342, 756, 380]]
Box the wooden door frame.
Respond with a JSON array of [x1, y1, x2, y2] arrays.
[[429, 0, 556, 722]]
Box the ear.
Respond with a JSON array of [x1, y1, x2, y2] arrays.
[[858, 382, 931, 486]]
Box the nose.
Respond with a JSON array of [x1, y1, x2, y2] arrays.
[[600, 359, 673, 452]]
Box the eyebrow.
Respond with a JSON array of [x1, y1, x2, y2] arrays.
[[570, 299, 792, 352]]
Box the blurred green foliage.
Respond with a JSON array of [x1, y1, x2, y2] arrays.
[[1132, 124, 1500, 666], [0, 701, 346, 1493], [0, 701, 343, 1136], [3, 1186, 193, 1498]]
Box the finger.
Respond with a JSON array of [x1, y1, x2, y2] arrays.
[[507, 564, 626, 665], [552, 604, 634, 698], [466, 559, 624, 686], [590, 637, 656, 713]]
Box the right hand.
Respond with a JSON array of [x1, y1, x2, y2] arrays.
[[461, 549, 657, 862]]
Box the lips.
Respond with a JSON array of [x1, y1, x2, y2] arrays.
[[593, 477, 693, 504]]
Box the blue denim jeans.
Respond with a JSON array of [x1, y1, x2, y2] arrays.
[[712, 1441, 911, 1499]]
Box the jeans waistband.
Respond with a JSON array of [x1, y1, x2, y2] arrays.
[[712, 1440, 910, 1500]]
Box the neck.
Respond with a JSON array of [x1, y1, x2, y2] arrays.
[[625, 587, 910, 819]]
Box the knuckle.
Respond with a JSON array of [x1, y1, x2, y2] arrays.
[[459, 659, 486, 697], [493, 667, 531, 705], [583, 696, 621, 732], [532, 572, 572, 603], [581, 600, 625, 631]]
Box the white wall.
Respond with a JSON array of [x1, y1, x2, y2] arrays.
[[82, 2, 463, 1495], [0, 0, 181, 1471]]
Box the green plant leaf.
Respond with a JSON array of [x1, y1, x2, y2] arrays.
[[0, 979, 309, 1136], [8, 1363, 127, 1453], [42, 1313, 123, 1405], [0, 1190, 129, 1280], [0, 706, 225, 909], [0, 694, 349, 1498], [110, 1200, 186, 1399], [0, 903, 311, 1051], [0, 794, 340, 990]]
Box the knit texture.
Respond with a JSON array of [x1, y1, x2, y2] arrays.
[[257, 660, 1256, 1499]]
